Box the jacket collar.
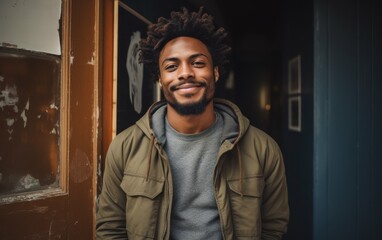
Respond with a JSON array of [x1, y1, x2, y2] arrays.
[[135, 98, 250, 145]]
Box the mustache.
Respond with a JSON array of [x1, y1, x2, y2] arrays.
[[169, 80, 207, 91]]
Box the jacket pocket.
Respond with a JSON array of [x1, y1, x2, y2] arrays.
[[121, 174, 164, 239], [227, 175, 264, 238]]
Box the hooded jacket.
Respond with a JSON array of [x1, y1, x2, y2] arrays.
[[96, 98, 289, 240]]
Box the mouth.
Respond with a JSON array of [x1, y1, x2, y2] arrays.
[[170, 81, 206, 92]]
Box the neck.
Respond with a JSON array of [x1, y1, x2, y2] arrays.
[[166, 102, 215, 134]]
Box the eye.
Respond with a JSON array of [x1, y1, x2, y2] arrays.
[[192, 60, 206, 68], [164, 64, 178, 72]]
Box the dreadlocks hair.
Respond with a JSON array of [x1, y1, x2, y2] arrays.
[[139, 6, 231, 82]]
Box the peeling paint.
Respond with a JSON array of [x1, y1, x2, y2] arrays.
[[94, 107, 99, 137], [0, 83, 19, 109], [20, 109, 27, 127], [87, 51, 95, 65], [6, 118, 15, 127], [0, 185, 64, 204], [50, 102, 58, 110], [97, 155, 102, 177], [20, 98, 30, 127], [0, 82, 21, 140], [50, 128, 57, 134]]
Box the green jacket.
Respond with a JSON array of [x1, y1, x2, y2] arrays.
[[96, 99, 289, 240]]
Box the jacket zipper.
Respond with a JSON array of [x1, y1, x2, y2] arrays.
[[156, 140, 170, 240], [214, 142, 231, 240], [162, 179, 170, 240]]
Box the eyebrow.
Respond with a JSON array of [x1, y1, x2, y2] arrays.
[[160, 53, 210, 67]]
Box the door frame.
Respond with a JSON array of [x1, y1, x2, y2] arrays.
[[0, 0, 100, 239]]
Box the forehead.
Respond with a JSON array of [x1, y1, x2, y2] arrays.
[[159, 36, 211, 60]]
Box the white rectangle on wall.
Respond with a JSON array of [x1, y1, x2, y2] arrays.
[[0, 0, 62, 55], [288, 96, 301, 132]]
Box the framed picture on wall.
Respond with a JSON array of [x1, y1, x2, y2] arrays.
[[113, 1, 160, 136], [288, 55, 301, 94], [288, 96, 301, 132]]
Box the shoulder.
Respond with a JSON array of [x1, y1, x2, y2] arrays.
[[107, 124, 145, 153], [240, 125, 284, 171], [244, 126, 280, 151]]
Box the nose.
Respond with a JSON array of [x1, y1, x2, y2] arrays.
[[178, 62, 195, 80]]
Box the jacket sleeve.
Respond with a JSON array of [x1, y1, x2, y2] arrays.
[[261, 138, 289, 240], [96, 138, 128, 240]]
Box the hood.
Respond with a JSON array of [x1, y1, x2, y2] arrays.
[[135, 98, 251, 146]]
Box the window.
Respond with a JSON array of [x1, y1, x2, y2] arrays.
[[0, 49, 61, 195], [0, 0, 65, 202]]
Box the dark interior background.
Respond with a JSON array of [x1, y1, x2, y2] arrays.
[[118, 1, 382, 240], [122, 0, 285, 143], [183, 1, 284, 145]]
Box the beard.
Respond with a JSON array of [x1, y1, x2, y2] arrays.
[[164, 80, 215, 116], [167, 92, 213, 115]]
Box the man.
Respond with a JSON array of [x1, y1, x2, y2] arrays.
[[96, 7, 289, 240]]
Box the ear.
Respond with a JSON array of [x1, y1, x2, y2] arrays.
[[158, 75, 162, 88], [214, 67, 219, 82]]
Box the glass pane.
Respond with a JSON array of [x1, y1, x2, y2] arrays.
[[0, 48, 60, 195]]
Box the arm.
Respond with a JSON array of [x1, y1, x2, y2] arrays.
[[96, 139, 128, 240], [261, 139, 289, 240]]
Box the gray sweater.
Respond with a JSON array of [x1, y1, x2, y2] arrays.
[[164, 113, 223, 239]]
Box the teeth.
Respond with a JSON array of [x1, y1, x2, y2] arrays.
[[178, 83, 199, 89], [180, 85, 196, 89]]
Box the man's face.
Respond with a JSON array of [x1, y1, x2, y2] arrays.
[[158, 36, 219, 115]]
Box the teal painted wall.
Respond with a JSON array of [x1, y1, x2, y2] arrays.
[[282, 0, 382, 239], [313, 0, 382, 239]]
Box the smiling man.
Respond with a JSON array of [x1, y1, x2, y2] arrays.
[[96, 7, 289, 240], [159, 36, 218, 132]]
